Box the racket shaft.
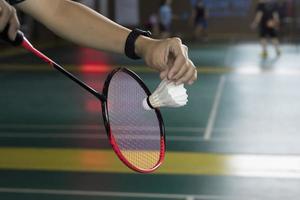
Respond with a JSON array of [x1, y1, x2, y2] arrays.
[[21, 37, 106, 101]]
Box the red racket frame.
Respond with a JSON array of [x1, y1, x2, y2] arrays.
[[102, 68, 166, 173]]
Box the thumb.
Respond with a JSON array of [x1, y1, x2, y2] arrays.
[[160, 68, 169, 80]]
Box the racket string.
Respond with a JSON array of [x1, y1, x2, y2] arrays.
[[107, 71, 162, 170]]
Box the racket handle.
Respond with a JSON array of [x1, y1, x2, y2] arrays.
[[0, 25, 24, 46]]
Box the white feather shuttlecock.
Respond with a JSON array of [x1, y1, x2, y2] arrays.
[[143, 79, 188, 110]]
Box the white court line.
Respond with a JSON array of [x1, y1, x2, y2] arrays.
[[0, 124, 102, 130], [0, 132, 299, 143], [1, 127, 299, 142], [0, 124, 205, 133], [0, 132, 206, 142], [0, 188, 255, 200], [204, 76, 226, 141], [186, 196, 195, 200]]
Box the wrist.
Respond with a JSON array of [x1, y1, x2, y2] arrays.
[[135, 36, 154, 58], [124, 28, 152, 60]]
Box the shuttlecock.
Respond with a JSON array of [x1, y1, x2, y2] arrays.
[[143, 79, 188, 110]]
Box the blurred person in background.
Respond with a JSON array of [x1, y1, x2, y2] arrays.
[[190, 0, 208, 41], [0, 0, 197, 85], [159, 0, 173, 38], [252, 0, 281, 58]]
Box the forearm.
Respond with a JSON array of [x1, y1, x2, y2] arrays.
[[18, 0, 138, 54]]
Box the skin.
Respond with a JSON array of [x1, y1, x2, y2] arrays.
[[0, 0, 197, 85], [0, 0, 20, 39]]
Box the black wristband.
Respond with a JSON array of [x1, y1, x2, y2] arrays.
[[125, 28, 151, 60]]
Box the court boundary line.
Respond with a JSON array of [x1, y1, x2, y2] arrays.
[[0, 132, 207, 142], [0, 64, 232, 74], [3, 64, 300, 76], [0, 124, 205, 132], [204, 75, 226, 141], [1, 124, 300, 143], [1, 132, 299, 143], [0, 187, 255, 200]]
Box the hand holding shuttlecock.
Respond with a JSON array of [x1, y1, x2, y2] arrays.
[[143, 79, 188, 110]]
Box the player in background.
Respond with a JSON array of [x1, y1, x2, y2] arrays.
[[252, 0, 281, 58], [190, 0, 208, 41], [159, 0, 173, 38]]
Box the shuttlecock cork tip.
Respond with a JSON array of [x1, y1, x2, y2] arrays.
[[143, 97, 154, 110], [143, 79, 188, 110]]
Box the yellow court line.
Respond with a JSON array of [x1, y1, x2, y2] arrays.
[[2, 64, 300, 76], [0, 64, 232, 74], [0, 48, 28, 58], [0, 148, 300, 178]]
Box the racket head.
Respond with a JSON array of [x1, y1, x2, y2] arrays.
[[101, 68, 165, 173]]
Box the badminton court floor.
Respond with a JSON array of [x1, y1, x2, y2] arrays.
[[0, 42, 300, 200]]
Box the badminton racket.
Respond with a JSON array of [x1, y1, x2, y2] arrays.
[[1, 27, 165, 173]]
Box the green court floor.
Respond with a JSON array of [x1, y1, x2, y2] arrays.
[[0, 42, 300, 200]]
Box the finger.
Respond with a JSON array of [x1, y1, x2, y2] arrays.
[[0, 7, 10, 31], [166, 38, 186, 79], [8, 11, 20, 40], [182, 45, 189, 58], [160, 69, 169, 80], [188, 69, 198, 85], [166, 50, 176, 68], [172, 61, 188, 80], [176, 61, 196, 85], [168, 54, 186, 80], [176, 67, 195, 85]]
